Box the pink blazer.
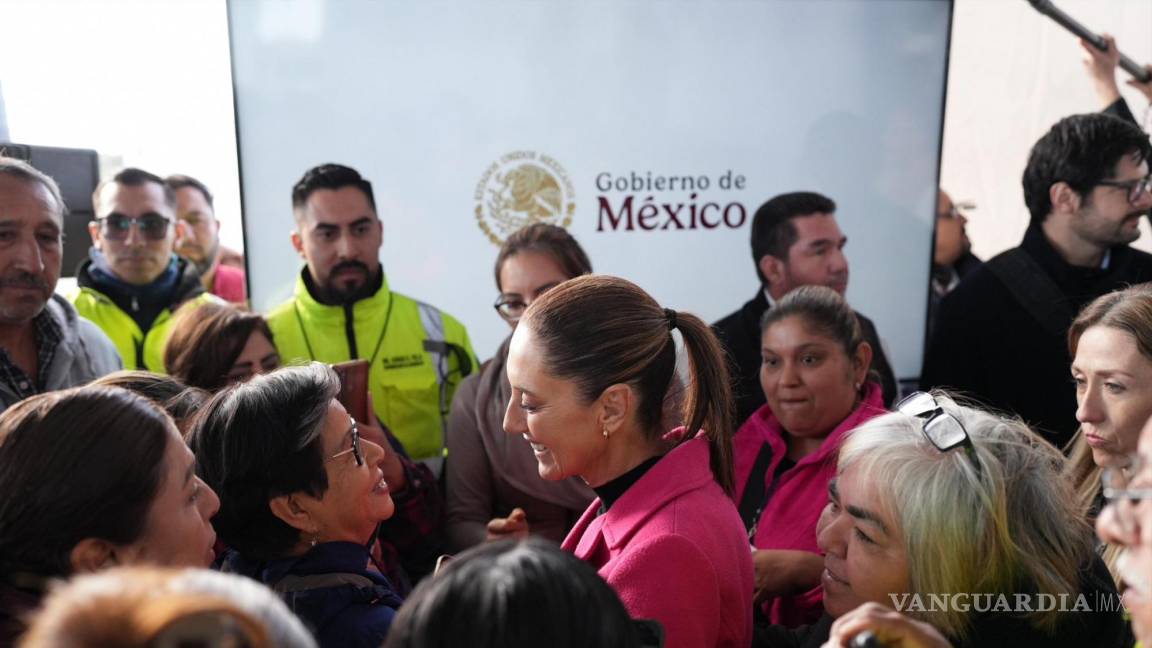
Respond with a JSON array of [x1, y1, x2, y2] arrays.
[[562, 435, 754, 648]]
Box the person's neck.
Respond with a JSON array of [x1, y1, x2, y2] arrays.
[[0, 319, 39, 376], [1042, 218, 1107, 268], [784, 433, 825, 462], [581, 426, 667, 488], [198, 256, 220, 291]]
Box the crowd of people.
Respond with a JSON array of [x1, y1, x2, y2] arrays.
[[0, 38, 1151, 648]]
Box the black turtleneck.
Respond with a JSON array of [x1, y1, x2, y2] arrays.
[[593, 455, 663, 514]]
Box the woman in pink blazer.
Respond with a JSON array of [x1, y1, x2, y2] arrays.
[[503, 275, 753, 648]]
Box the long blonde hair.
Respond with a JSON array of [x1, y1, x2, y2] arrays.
[[839, 393, 1093, 641], [1063, 284, 1152, 582]]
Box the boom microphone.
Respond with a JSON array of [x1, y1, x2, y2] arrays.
[[1026, 0, 1152, 83]]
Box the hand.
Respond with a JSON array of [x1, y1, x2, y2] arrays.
[[486, 508, 530, 541], [751, 549, 823, 603], [822, 602, 952, 648], [1126, 64, 1152, 104], [358, 392, 407, 491], [1081, 34, 1121, 107]]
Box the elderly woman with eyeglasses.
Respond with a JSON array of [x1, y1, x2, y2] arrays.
[[1096, 416, 1152, 647], [188, 363, 403, 648], [755, 392, 1132, 648], [445, 224, 596, 551]]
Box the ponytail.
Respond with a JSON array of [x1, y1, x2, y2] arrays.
[[668, 310, 735, 495]]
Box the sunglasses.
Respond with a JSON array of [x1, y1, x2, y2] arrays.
[[325, 418, 364, 467], [96, 213, 172, 241], [896, 391, 982, 476]]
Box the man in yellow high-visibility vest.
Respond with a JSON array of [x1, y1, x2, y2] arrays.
[[267, 163, 476, 468]]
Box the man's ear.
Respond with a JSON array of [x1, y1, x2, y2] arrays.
[[87, 221, 102, 250], [1050, 181, 1082, 216], [171, 221, 188, 252], [269, 493, 318, 534], [758, 254, 786, 290], [69, 537, 118, 574], [598, 383, 634, 437], [853, 341, 874, 388], [290, 230, 306, 260]]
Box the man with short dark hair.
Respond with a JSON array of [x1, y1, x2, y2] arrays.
[[165, 174, 247, 303], [71, 167, 215, 371], [267, 163, 476, 465], [922, 113, 1152, 448], [0, 157, 120, 409], [714, 191, 897, 424]]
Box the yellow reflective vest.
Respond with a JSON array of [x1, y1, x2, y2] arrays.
[[267, 271, 476, 461], [69, 287, 217, 373]]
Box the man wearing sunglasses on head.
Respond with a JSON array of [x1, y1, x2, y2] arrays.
[[71, 168, 218, 371]]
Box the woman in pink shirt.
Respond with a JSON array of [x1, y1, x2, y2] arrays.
[[733, 285, 886, 627], [503, 275, 753, 648]]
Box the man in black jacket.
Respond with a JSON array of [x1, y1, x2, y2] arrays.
[[921, 113, 1152, 449], [713, 191, 897, 426]]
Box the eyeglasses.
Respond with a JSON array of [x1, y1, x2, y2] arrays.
[[493, 282, 562, 323], [1096, 174, 1152, 205], [1101, 454, 1151, 538], [325, 418, 364, 467], [1102, 454, 1152, 502], [896, 391, 982, 475], [494, 295, 529, 322], [96, 213, 172, 241]]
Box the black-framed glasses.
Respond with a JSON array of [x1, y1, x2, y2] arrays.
[[1096, 173, 1152, 205], [897, 391, 981, 475], [96, 213, 172, 241], [494, 295, 529, 322], [325, 418, 364, 467]]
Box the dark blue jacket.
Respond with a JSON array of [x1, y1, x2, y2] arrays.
[[223, 541, 403, 648]]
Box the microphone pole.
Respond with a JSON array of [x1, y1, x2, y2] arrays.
[[1026, 0, 1152, 83]]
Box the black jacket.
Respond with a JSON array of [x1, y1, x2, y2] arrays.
[[713, 291, 898, 426], [921, 223, 1152, 449]]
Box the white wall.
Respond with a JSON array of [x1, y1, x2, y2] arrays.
[[0, 0, 245, 251], [942, 0, 1152, 260]]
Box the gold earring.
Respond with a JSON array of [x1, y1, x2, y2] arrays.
[[602, 426, 610, 439]]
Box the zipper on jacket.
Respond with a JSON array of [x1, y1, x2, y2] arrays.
[[131, 295, 139, 312], [344, 303, 359, 359]]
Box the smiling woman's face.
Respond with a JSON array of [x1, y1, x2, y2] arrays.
[[816, 463, 910, 617]]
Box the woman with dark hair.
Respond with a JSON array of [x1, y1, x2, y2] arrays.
[[0, 386, 220, 644], [385, 538, 655, 648], [164, 301, 280, 391], [446, 223, 595, 550], [734, 285, 885, 627], [168, 300, 444, 591], [90, 370, 209, 435], [188, 363, 403, 648], [503, 274, 753, 648]]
